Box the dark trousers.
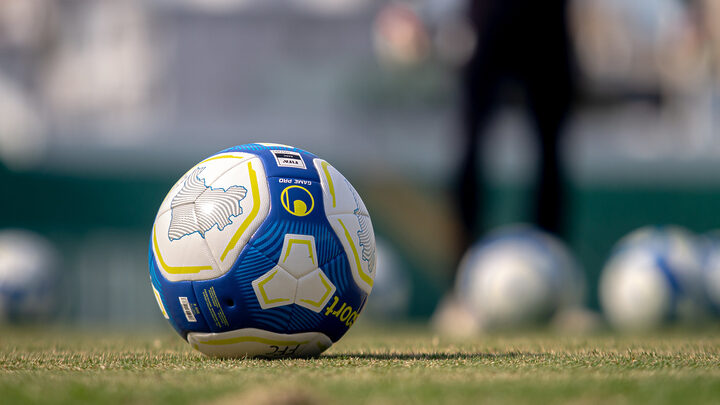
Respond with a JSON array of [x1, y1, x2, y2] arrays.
[[456, 0, 575, 262]]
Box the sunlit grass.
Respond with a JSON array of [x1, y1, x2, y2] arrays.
[[1, 324, 719, 404]]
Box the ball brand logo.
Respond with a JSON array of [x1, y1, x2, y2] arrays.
[[281, 185, 315, 217]]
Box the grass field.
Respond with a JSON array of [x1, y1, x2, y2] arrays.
[[2, 324, 720, 404]]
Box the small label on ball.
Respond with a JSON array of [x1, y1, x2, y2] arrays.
[[271, 150, 306, 169], [179, 296, 197, 322]]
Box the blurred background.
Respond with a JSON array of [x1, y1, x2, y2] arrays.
[[1, 0, 720, 329]]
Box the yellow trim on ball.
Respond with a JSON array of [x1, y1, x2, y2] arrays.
[[170, 154, 248, 194], [299, 271, 333, 309], [337, 219, 374, 288], [282, 239, 315, 265], [154, 160, 262, 274], [220, 161, 262, 261], [153, 226, 213, 274], [198, 336, 310, 346], [197, 154, 247, 165], [320, 161, 336, 208], [257, 269, 292, 305], [152, 286, 169, 318]]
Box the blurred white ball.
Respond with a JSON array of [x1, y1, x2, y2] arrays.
[[599, 226, 707, 331], [363, 238, 411, 321], [455, 225, 584, 330], [0, 229, 59, 323]]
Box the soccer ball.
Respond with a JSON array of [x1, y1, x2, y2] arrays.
[[0, 229, 58, 323], [149, 143, 376, 358], [599, 226, 706, 331], [455, 225, 584, 330]]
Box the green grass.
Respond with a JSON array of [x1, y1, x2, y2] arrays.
[[2, 324, 720, 404]]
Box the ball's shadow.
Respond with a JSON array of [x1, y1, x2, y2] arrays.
[[320, 351, 537, 361]]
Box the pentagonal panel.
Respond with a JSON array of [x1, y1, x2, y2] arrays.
[[252, 267, 297, 309], [277, 234, 318, 278], [296, 269, 336, 313]]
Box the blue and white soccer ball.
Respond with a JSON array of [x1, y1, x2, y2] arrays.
[[0, 229, 58, 323], [149, 143, 376, 358], [599, 226, 707, 331], [455, 225, 584, 329]]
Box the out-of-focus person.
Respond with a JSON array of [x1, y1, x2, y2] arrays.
[[433, 0, 576, 332], [455, 0, 576, 264]]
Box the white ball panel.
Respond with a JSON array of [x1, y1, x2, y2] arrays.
[[315, 158, 376, 293], [252, 267, 297, 309], [256, 142, 296, 148], [203, 158, 270, 272], [152, 156, 270, 282], [328, 213, 376, 294], [156, 152, 254, 218], [314, 159, 369, 217], [276, 234, 318, 278], [153, 210, 219, 281], [188, 328, 332, 358], [296, 269, 336, 312]]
